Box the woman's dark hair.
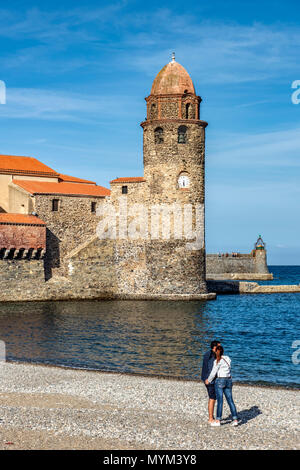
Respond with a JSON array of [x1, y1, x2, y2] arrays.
[[216, 345, 224, 361], [210, 340, 221, 349]]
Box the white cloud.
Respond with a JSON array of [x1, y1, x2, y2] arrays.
[[120, 16, 300, 84], [1, 6, 300, 84], [0, 4, 127, 43], [1, 87, 140, 122], [0, 4, 128, 72], [207, 127, 300, 169]]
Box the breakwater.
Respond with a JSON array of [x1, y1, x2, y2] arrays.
[[206, 249, 272, 280], [207, 280, 300, 294]]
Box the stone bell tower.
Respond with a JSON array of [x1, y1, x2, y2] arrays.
[[139, 54, 209, 297]]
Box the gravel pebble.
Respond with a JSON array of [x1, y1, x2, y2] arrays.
[[0, 362, 299, 450]]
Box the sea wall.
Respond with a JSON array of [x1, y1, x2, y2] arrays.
[[206, 254, 255, 274], [206, 250, 272, 280], [0, 256, 298, 302], [65, 236, 208, 297], [0, 259, 46, 301], [207, 280, 300, 295], [0, 236, 213, 301]]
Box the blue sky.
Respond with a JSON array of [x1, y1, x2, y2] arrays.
[[0, 0, 300, 264]]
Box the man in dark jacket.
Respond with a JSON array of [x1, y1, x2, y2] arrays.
[[201, 340, 221, 423]]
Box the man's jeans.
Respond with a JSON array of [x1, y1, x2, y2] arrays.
[[215, 378, 238, 420]]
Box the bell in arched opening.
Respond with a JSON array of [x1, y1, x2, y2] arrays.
[[154, 127, 164, 144], [178, 125, 187, 144]]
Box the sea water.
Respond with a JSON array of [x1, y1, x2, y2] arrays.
[[0, 266, 299, 388]]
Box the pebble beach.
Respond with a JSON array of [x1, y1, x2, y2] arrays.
[[0, 362, 298, 450]]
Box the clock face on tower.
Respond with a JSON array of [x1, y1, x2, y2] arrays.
[[178, 174, 190, 188]]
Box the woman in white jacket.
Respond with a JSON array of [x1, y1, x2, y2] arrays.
[[205, 345, 239, 427]]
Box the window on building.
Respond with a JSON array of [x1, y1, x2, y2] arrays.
[[178, 125, 187, 144], [52, 199, 59, 211], [185, 103, 190, 119], [150, 103, 157, 119], [91, 202, 96, 213], [154, 127, 164, 144], [122, 186, 128, 194]]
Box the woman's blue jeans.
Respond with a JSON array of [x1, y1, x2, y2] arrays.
[[215, 378, 238, 421]]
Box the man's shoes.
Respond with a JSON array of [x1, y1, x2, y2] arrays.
[[231, 420, 239, 426]]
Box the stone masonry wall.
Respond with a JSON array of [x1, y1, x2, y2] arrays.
[[33, 194, 107, 273], [67, 237, 207, 296], [206, 251, 270, 275], [0, 236, 212, 301], [206, 254, 255, 274], [0, 259, 46, 301], [142, 121, 205, 205], [140, 111, 208, 295], [110, 182, 147, 205]]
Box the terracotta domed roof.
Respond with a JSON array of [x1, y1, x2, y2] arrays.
[[151, 56, 195, 95]]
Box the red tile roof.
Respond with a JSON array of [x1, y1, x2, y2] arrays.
[[110, 177, 146, 184], [58, 173, 96, 185], [0, 213, 46, 225], [0, 154, 59, 177], [12, 180, 111, 197], [151, 60, 195, 96]]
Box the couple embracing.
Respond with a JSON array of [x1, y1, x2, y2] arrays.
[[201, 340, 239, 427]]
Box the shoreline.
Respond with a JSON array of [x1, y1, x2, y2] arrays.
[[1, 288, 300, 302], [0, 361, 299, 450], [6, 359, 300, 391], [0, 292, 217, 303]]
